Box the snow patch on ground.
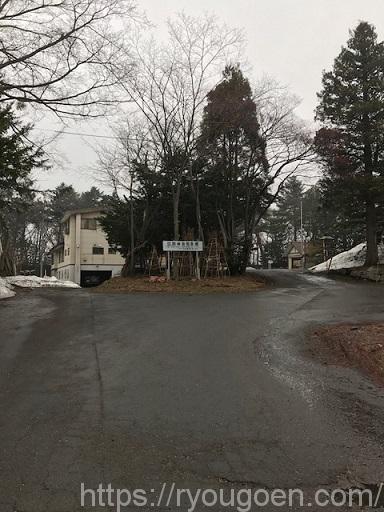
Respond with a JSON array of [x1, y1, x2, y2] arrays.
[[0, 277, 16, 300], [4, 275, 80, 289], [310, 243, 384, 272]]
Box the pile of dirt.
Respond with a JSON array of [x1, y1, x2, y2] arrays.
[[311, 323, 384, 385], [93, 274, 266, 294]]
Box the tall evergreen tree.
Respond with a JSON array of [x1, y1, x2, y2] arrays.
[[199, 65, 269, 274], [0, 105, 45, 275], [316, 21, 384, 265], [315, 128, 368, 251], [275, 177, 304, 243]]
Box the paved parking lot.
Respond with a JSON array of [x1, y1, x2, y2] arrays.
[[1, 271, 384, 511]]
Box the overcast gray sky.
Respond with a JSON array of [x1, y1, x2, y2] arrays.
[[34, 0, 384, 192]]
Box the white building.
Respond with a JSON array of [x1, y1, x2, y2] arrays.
[[51, 207, 125, 286]]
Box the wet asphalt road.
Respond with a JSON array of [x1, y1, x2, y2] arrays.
[[0, 270, 384, 511]]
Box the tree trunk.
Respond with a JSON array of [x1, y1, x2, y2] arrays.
[[362, 106, 378, 267], [189, 162, 204, 242], [365, 199, 378, 266], [129, 180, 135, 276], [121, 257, 130, 277], [238, 237, 252, 275], [194, 175, 204, 242], [172, 180, 181, 279], [173, 181, 181, 241], [0, 236, 16, 276]]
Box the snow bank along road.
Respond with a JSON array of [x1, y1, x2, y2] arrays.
[[310, 242, 384, 273], [0, 275, 80, 300], [0, 271, 384, 511]]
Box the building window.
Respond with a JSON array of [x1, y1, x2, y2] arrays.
[[92, 246, 104, 255], [64, 220, 70, 235], [81, 218, 97, 230], [108, 247, 117, 254]]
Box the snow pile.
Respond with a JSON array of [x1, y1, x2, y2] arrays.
[[0, 277, 16, 300], [310, 243, 384, 273], [4, 275, 80, 289]]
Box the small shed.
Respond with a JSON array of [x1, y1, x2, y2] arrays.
[[287, 242, 305, 270]]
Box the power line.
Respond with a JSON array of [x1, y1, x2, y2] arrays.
[[34, 128, 132, 141]]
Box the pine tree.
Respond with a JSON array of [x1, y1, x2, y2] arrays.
[[199, 65, 269, 274], [0, 105, 45, 275], [316, 22, 384, 266], [275, 177, 304, 242]]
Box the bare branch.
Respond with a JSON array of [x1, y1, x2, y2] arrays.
[[0, 0, 144, 117]]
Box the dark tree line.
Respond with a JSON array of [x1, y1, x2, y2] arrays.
[[261, 177, 364, 268], [0, 0, 142, 274], [3, 13, 383, 278], [99, 66, 313, 275], [1, 179, 106, 276]]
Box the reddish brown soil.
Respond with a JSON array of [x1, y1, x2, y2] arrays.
[[311, 323, 384, 386], [93, 274, 266, 294]]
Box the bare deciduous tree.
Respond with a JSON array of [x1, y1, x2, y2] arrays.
[[117, 13, 243, 244], [254, 78, 316, 229], [0, 0, 142, 117], [95, 121, 159, 274]]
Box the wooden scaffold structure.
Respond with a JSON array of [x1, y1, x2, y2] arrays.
[[178, 229, 196, 279], [148, 245, 162, 276], [203, 235, 229, 278]]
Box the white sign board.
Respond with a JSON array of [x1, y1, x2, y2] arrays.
[[163, 240, 203, 252]]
